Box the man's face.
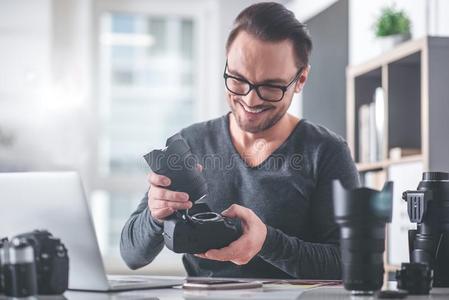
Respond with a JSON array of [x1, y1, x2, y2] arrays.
[[225, 30, 307, 133]]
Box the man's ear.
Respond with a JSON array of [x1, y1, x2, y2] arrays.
[[294, 64, 311, 93]]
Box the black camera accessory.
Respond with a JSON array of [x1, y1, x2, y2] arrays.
[[396, 262, 432, 295], [144, 134, 242, 254], [402, 171, 449, 287], [0, 237, 9, 293], [14, 230, 69, 294], [144, 134, 208, 207], [3, 238, 38, 298], [333, 180, 393, 295]]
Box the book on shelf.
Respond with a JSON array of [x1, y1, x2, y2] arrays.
[[358, 104, 370, 163], [358, 87, 385, 163], [374, 87, 385, 162]]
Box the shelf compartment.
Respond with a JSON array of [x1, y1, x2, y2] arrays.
[[387, 51, 422, 158]]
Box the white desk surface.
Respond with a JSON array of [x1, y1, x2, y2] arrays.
[[63, 285, 449, 300], [3, 278, 449, 299], [66, 277, 449, 300]]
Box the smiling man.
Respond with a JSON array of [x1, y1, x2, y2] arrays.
[[120, 2, 360, 279]]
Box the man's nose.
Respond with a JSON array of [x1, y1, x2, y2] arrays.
[[242, 88, 264, 107]]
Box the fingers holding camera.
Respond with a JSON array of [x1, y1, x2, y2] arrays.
[[150, 185, 189, 202], [148, 172, 171, 187], [195, 204, 267, 265], [148, 192, 192, 222], [149, 198, 192, 210], [147, 172, 192, 222], [151, 207, 175, 221]]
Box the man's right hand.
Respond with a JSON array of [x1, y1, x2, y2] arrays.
[[147, 172, 192, 223]]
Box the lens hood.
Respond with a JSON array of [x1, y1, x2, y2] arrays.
[[333, 180, 393, 294]]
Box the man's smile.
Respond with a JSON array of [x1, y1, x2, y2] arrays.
[[237, 100, 272, 116]]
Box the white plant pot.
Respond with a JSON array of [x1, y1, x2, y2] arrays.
[[378, 33, 411, 52]]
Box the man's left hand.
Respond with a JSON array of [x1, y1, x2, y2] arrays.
[[195, 204, 267, 265]]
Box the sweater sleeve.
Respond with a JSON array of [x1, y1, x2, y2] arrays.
[[258, 140, 360, 279], [120, 190, 166, 270]]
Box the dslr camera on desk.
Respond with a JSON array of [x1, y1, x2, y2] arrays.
[[144, 134, 242, 254], [0, 230, 69, 298]]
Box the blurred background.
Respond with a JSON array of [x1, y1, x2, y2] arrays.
[[1, 0, 448, 276]]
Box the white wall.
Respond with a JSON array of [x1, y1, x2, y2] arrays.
[[433, 0, 449, 36], [0, 0, 52, 170], [288, 0, 338, 21], [292, 0, 449, 65], [349, 0, 449, 65], [349, 0, 427, 65], [0, 0, 92, 178]]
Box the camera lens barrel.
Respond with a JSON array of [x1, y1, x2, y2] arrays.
[[333, 180, 393, 294], [422, 172, 449, 181], [0, 238, 9, 294], [340, 227, 387, 294], [3, 238, 38, 298]]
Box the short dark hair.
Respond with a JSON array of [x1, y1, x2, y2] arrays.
[[226, 2, 312, 67]]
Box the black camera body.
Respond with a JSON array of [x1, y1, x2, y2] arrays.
[[144, 134, 241, 254], [163, 209, 241, 254], [1, 230, 69, 295], [402, 171, 449, 287], [333, 180, 393, 295], [14, 230, 69, 294]]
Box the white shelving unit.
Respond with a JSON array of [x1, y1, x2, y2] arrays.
[[346, 36, 449, 271]]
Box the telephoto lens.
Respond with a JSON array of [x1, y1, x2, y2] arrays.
[[402, 171, 449, 287], [333, 180, 393, 295], [3, 238, 38, 298]]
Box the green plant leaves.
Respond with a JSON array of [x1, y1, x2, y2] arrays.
[[374, 6, 411, 37]]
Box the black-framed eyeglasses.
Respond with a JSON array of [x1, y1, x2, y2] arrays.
[[223, 61, 303, 102]]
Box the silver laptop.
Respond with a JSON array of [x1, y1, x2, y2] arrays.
[[0, 172, 184, 291]]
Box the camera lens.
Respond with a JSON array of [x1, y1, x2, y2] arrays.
[[422, 172, 449, 181], [3, 238, 38, 298], [333, 180, 393, 294]]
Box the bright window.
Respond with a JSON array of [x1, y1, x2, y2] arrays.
[[94, 11, 199, 271]]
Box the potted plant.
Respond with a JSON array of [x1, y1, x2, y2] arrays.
[[373, 5, 411, 51]]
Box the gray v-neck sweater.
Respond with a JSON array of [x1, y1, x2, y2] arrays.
[[120, 113, 360, 279]]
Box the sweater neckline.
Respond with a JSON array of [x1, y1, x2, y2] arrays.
[[222, 112, 305, 170]]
